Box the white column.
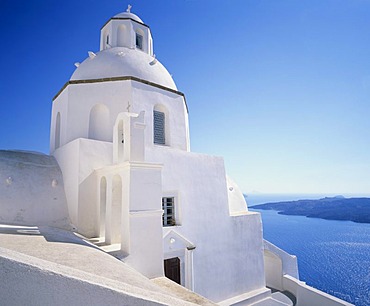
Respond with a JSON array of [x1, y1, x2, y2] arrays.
[[185, 247, 195, 290], [104, 176, 113, 245]]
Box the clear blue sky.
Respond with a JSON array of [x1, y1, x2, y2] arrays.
[[1, 0, 369, 195]]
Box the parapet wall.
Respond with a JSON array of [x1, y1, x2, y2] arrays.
[[0, 247, 195, 306], [283, 275, 353, 306], [0, 150, 71, 229]]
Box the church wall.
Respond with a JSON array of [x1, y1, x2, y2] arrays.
[[51, 80, 188, 153], [147, 147, 265, 302], [54, 138, 112, 236], [64, 82, 132, 145], [53, 140, 80, 227], [50, 88, 69, 153], [131, 82, 189, 151], [77, 138, 112, 183], [78, 172, 99, 238], [0, 151, 71, 229]]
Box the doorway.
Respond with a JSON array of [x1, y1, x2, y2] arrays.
[[164, 257, 181, 285]]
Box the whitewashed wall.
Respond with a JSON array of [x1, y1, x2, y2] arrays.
[[147, 146, 266, 302], [50, 81, 188, 154], [0, 150, 70, 229], [53, 138, 112, 235], [0, 247, 195, 306]]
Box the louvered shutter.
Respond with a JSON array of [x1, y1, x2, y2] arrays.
[[153, 110, 165, 145]]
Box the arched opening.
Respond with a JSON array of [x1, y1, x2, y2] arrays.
[[55, 112, 61, 149], [99, 177, 107, 238], [153, 104, 169, 145], [117, 24, 129, 47], [117, 119, 124, 162], [88, 104, 111, 141], [110, 175, 122, 244], [102, 30, 109, 49], [135, 28, 146, 52]]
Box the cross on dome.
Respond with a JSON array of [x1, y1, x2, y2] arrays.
[[126, 4, 132, 13]]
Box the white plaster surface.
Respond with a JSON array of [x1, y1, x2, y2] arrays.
[[282, 275, 353, 306], [0, 225, 215, 306], [114, 11, 144, 23], [53, 138, 112, 234], [71, 47, 177, 90], [0, 150, 70, 229], [50, 81, 188, 153], [148, 146, 266, 302], [263, 240, 299, 290], [227, 175, 249, 214]]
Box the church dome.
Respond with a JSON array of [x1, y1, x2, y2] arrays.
[[114, 11, 144, 24], [70, 47, 177, 90]]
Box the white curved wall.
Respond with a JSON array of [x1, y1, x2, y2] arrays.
[[0, 150, 70, 229], [227, 175, 248, 214]]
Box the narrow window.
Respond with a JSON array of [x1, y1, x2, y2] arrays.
[[136, 33, 143, 50], [55, 112, 61, 149], [162, 197, 175, 226], [106, 34, 109, 45], [153, 110, 165, 145]]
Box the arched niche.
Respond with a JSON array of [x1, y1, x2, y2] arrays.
[[117, 24, 130, 47], [55, 112, 61, 150], [153, 104, 169, 145], [88, 104, 111, 141]]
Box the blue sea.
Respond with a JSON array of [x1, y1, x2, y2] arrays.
[[246, 194, 370, 306]]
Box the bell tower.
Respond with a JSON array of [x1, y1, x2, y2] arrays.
[[100, 5, 153, 55]]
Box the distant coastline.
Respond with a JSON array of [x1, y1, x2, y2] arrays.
[[250, 196, 370, 223]]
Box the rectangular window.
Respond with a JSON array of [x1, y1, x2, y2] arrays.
[[162, 197, 175, 226], [136, 33, 143, 50], [153, 110, 165, 145]]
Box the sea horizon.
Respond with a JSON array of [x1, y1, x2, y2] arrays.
[[244, 192, 370, 206]]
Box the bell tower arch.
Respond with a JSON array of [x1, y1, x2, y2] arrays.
[[100, 5, 153, 55]]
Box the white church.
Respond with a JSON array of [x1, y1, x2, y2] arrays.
[[0, 6, 352, 306]]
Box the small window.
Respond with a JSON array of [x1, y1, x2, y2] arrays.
[[162, 197, 175, 226], [136, 33, 143, 50], [153, 110, 165, 145], [106, 35, 109, 45]]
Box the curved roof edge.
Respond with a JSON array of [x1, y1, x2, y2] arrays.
[[101, 17, 150, 31], [52, 76, 188, 113]]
